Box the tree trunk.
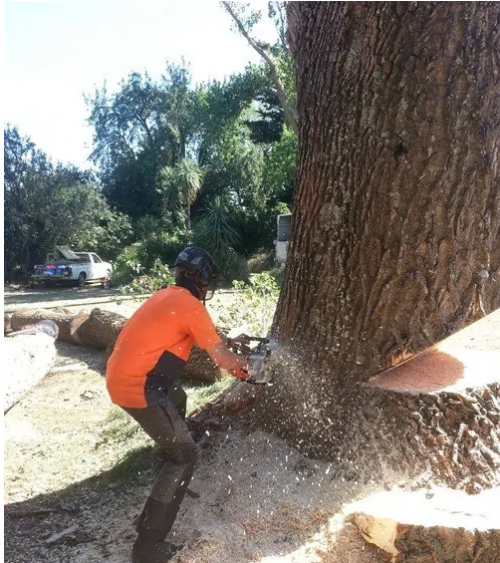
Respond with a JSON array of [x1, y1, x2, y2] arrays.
[[254, 2, 500, 484], [186, 201, 191, 235]]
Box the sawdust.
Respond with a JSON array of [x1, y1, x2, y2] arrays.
[[5, 292, 500, 563], [4, 340, 400, 563], [67, 429, 400, 563]]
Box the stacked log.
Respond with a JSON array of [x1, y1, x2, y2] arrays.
[[9, 307, 223, 383]]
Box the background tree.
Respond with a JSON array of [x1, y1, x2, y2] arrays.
[[221, 1, 298, 133], [4, 126, 131, 280], [254, 1, 500, 498], [158, 158, 203, 235], [192, 196, 247, 280], [86, 65, 197, 219], [10, 59, 297, 283]]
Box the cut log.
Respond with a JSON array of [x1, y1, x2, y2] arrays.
[[10, 307, 83, 344], [10, 307, 126, 349], [4, 321, 58, 412], [182, 328, 228, 383], [349, 488, 500, 562], [72, 308, 126, 349], [10, 307, 226, 383]]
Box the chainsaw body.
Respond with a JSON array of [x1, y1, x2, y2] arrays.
[[231, 337, 275, 386]]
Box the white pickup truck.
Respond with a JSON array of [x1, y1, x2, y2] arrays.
[[33, 247, 112, 287]]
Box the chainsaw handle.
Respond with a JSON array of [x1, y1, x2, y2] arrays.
[[233, 368, 268, 386], [233, 368, 250, 381]]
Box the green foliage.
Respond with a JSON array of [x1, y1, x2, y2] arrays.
[[214, 272, 280, 335], [192, 197, 248, 282], [87, 64, 198, 220], [158, 158, 203, 233], [245, 88, 285, 144], [120, 260, 175, 294], [70, 206, 134, 261], [268, 265, 285, 286], [109, 245, 142, 287], [4, 125, 128, 279], [136, 230, 187, 271], [247, 251, 275, 273], [262, 128, 296, 204], [111, 229, 187, 288], [5, 46, 297, 285]]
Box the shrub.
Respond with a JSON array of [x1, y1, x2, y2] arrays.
[[192, 197, 248, 283], [213, 272, 280, 336], [120, 259, 175, 294], [268, 266, 285, 286], [247, 251, 275, 274], [110, 245, 142, 287], [136, 230, 187, 272]]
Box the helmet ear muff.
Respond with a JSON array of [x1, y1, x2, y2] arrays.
[[196, 265, 215, 287]]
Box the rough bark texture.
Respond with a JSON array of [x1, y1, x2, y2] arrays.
[[255, 2, 500, 467], [278, 1, 500, 380]]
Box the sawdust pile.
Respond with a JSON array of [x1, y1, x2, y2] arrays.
[[74, 429, 421, 563]]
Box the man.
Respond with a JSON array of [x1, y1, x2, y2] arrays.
[[106, 246, 253, 563]]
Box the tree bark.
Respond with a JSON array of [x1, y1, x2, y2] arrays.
[[254, 2, 500, 482]]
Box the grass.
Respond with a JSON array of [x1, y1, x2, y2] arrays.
[[184, 375, 234, 415]]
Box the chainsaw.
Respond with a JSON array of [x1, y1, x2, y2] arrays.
[[229, 336, 275, 386]]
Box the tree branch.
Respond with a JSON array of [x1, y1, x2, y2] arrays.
[[221, 1, 298, 134]]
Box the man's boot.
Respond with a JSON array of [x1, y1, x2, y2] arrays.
[[132, 535, 182, 563]]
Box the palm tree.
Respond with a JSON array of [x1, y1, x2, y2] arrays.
[[135, 215, 163, 239], [193, 196, 247, 281], [158, 159, 203, 235]]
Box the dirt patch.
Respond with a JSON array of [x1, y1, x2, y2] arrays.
[[3, 337, 394, 563]]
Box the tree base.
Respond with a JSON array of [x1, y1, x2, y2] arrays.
[[349, 487, 500, 562], [250, 312, 500, 493]]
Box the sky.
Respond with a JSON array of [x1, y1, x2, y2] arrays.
[[4, 1, 277, 169]]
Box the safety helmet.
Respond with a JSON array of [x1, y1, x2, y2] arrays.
[[174, 246, 218, 298]]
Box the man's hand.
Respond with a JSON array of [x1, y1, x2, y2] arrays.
[[206, 342, 249, 373]]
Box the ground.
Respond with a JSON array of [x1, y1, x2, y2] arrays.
[[4, 286, 499, 563]]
